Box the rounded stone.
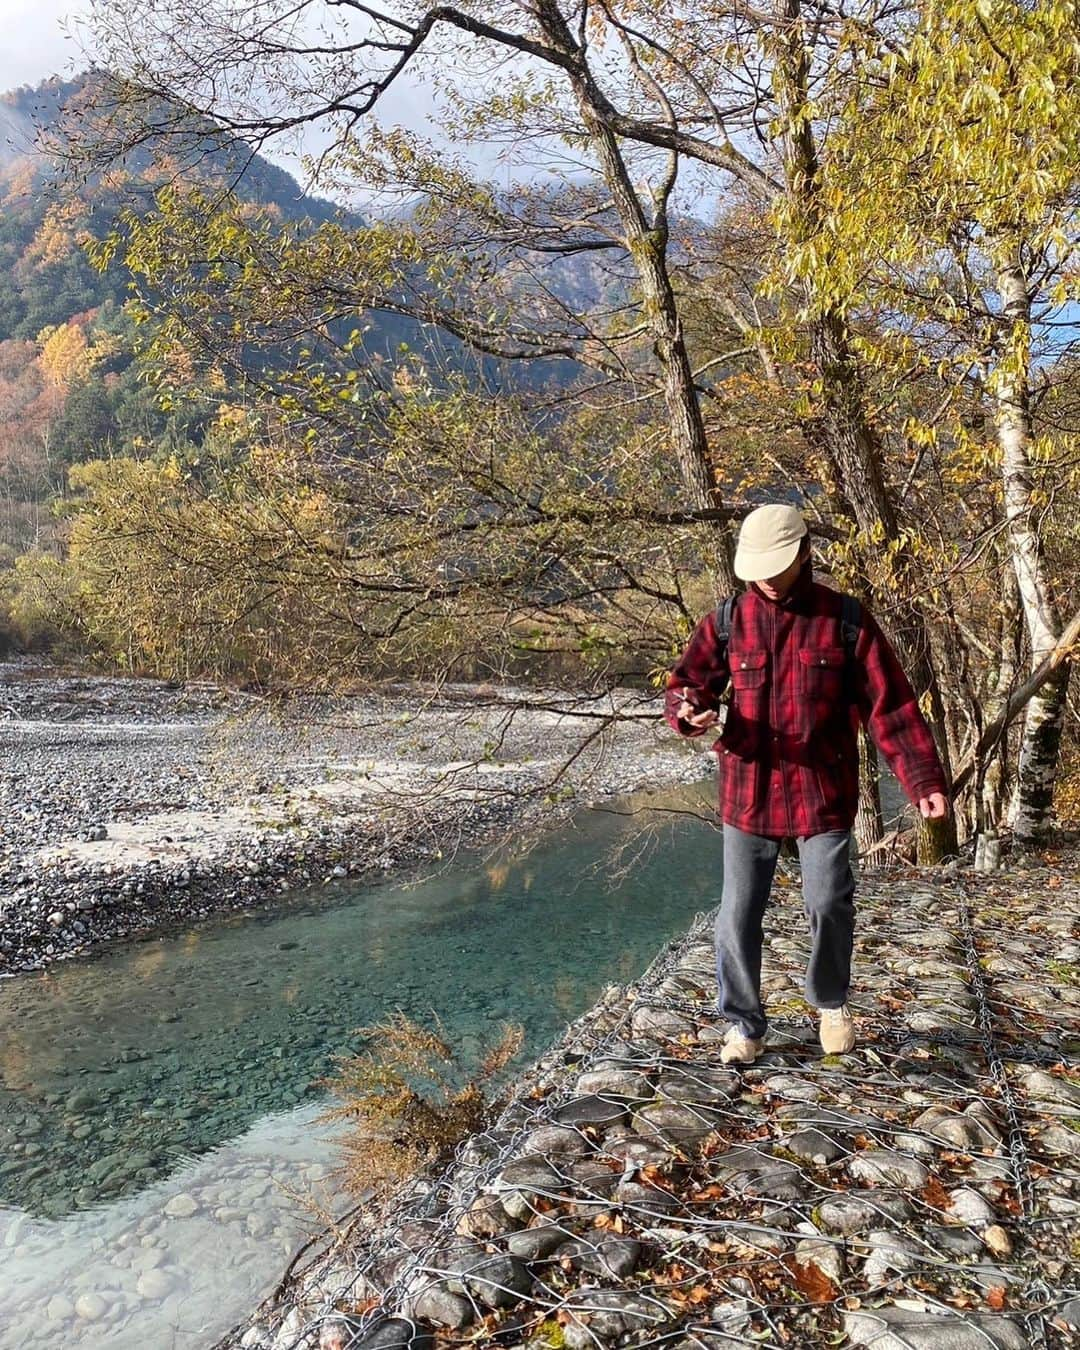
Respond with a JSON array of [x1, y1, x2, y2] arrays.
[[412, 1287, 473, 1329], [506, 1223, 577, 1261], [553, 1235, 642, 1279], [136, 1269, 175, 1300], [843, 1304, 1027, 1349], [574, 1069, 653, 1100], [523, 1124, 590, 1156], [554, 1095, 628, 1129], [783, 1128, 845, 1165], [847, 1150, 929, 1191], [631, 1101, 723, 1147], [163, 1192, 199, 1219], [946, 1187, 996, 1227], [817, 1191, 912, 1236], [75, 1293, 109, 1321], [46, 1294, 75, 1322]]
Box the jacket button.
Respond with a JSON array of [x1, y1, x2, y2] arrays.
[[820, 658, 826, 665], [740, 661, 747, 668]]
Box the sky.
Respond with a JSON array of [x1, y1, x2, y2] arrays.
[[0, 0, 484, 206], [0, 0, 89, 94], [0, 0, 715, 215]]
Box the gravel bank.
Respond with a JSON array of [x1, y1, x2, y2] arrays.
[[0, 660, 710, 975]]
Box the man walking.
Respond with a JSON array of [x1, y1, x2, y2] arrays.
[[665, 504, 949, 1064]]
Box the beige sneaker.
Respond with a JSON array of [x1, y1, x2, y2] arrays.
[[720, 1025, 765, 1065], [819, 1005, 856, 1054]]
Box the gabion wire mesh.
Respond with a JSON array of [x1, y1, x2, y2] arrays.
[[219, 854, 1080, 1350]]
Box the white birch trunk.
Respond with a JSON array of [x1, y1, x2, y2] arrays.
[[994, 257, 1066, 844]]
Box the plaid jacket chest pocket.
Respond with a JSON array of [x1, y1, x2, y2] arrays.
[[799, 647, 847, 727], [729, 648, 767, 693], [722, 648, 767, 760]]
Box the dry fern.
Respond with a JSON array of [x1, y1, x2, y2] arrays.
[[315, 1009, 524, 1201]]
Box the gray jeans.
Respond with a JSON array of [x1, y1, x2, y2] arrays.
[[716, 824, 855, 1039]]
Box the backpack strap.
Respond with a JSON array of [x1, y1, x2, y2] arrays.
[[840, 594, 862, 706], [713, 593, 739, 661], [840, 594, 861, 662]]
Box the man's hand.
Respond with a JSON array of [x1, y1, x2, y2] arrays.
[[918, 792, 950, 820], [676, 687, 719, 729]]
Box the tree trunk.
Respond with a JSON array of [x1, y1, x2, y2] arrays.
[[994, 255, 1064, 846], [532, 0, 736, 595], [855, 728, 884, 857], [971, 558, 1019, 860], [1011, 667, 1068, 845], [775, 0, 957, 860]]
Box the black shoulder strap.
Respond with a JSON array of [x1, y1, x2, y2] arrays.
[[840, 594, 861, 662], [713, 593, 739, 655], [840, 594, 862, 705]]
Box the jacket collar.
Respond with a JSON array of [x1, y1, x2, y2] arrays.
[[749, 558, 815, 614]]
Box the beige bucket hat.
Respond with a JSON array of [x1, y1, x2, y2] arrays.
[[733, 503, 808, 582]]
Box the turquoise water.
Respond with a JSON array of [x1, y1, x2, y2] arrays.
[[0, 782, 721, 1222]]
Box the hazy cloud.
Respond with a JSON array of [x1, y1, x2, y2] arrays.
[[0, 0, 90, 94]]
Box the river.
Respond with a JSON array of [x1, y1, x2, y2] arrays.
[[0, 782, 721, 1349]]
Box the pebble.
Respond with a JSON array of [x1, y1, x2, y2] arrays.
[[946, 1187, 996, 1227], [354, 1318, 433, 1350], [982, 1224, 1012, 1257], [817, 1191, 913, 1235], [843, 1304, 1027, 1349], [911, 1105, 1001, 1151], [860, 1229, 923, 1283], [162, 1192, 200, 1219], [412, 1287, 473, 1329], [554, 1095, 627, 1129], [506, 1224, 575, 1261], [631, 1101, 723, 1147], [437, 1239, 531, 1308], [794, 1237, 844, 1285], [74, 1292, 108, 1321], [574, 1068, 653, 1099], [46, 1294, 74, 1322], [522, 1124, 590, 1156], [848, 1150, 929, 1190], [561, 1287, 667, 1350], [783, 1127, 845, 1164], [552, 1235, 642, 1278], [135, 1269, 175, 1300]]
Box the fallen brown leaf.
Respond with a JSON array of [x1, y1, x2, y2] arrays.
[[784, 1256, 839, 1304], [922, 1175, 952, 1209]]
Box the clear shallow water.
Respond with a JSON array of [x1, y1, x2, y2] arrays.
[[0, 782, 720, 1348]]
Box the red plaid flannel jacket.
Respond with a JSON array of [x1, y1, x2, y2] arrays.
[[665, 566, 948, 837]]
